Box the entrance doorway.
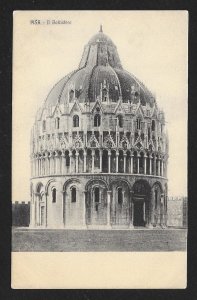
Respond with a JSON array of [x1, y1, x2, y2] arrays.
[[133, 201, 144, 226]]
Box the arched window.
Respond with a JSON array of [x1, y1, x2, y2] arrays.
[[71, 187, 76, 203], [152, 120, 155, 131], [102, 88, 107, 102], [52, 188, 56, 203], [155, 189, 158, 209], [118, 187, 123, 204], [94, 114, 101, 127], [69, 89, 74, 101], [94, 187, 100, 203], [117, 115, 123, 128], [55, 117, 60, 129], [136, 118, 141, 130], [73, 115, 79, 127], [42, 120, 46, 131], [66, 155, 70, 166]]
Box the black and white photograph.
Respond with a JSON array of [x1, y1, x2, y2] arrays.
[[12, 10, 188, 289]]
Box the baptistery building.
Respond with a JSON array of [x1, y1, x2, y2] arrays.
[[30, 26, 168, 229]]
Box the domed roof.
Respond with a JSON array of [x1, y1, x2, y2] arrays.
[[87, 25, 115, 46], [43, 26, 155, 109]]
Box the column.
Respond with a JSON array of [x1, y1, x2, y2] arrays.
[[129, 190, 134, 228], [137, 153, 140, 174], [91, 150, 95, 173], [161, 159, 163, 177], [158, 159, 161, 176], [69, 151, 72, 173], [49, 153, 52, 175], [38, 159, 40, 176], [99, 149, 103, 172], [55, 151, 59, 174], [154, 156, 156, 176], [150, 189, 154, 227], [160, 194, 164, 227], [130, 153, 133, 174], [61, 152, 66, 175], [144, 155, 147, 175], [108, 150, 111, 173], [107, 191, 112, 228], [143, 202, 146, 223], [123, 151, 126, 173], [84, 150, 87, 173], [116, 151, 119, 173], [45, 193, 47, 228], [76, 151, 79, 173], [149, 155, 152, 175], [82, 191, 87, 227]]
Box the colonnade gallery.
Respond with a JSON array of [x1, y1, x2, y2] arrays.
[[30, 26, 168, 229]]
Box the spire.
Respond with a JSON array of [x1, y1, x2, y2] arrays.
[[99, 24, 103, 33]]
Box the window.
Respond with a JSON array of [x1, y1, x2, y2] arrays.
[[94, 187, 100, 203], [42, 120, 46, 131], [55, 117, 60, 129], [118, 187, 123, 204], [73, 115, 79, 127], [136, 118, 141, 130], [66, 155, 70, 166], [71, 187, 76, 203], [155, 189, 158, 209], [94, 114, 101, 127], [117, 115, 123, 128], [69, 89, 74, 101], [52, 188, 56, 203], [102, 88, 107, 102], [152, 120, 155, 131]]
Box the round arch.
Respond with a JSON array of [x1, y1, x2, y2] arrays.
[[85, 178, 109, 191], [132, 179, 151, 194], [109, 178, 131, 191], [45, 179, 56, 195], [63, 178, 81, 192], [152, 181, 164, 193], [35, 182, 44, 194]]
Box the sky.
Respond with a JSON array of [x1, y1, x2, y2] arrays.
[[12, 11, 188, 201]]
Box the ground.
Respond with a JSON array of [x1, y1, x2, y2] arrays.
[[12, 227, 187, 252]]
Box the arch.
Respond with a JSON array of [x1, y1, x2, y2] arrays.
[[73, 115, 79, 127], [45, 179, 56, 195], [133, 180, 151, 195], [85, 178, 109, 191], [94, 114, 101, 127], [152, 181, 163, 193], [63, 178, 81, 192], [36, 182, 44, 193], [109, 178, 131, 191]]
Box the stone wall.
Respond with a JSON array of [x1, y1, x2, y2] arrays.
[[167, 197, 187, 228]]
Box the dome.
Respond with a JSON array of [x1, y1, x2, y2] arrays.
[[43, 26, 155, 110]]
